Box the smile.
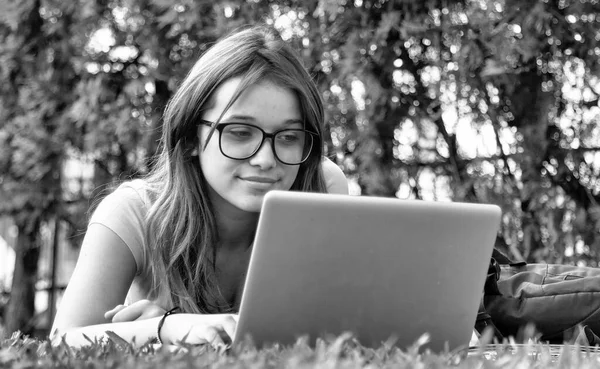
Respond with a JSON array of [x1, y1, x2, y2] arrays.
[[240, 176, 279, 190], [240, 176, 279, 184]]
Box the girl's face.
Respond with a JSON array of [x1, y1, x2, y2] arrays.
[[198, 77, 302, 213]]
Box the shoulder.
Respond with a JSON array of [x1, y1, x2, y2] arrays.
[[91, 179, 149, 209], [321, 157, 348, 195], [89, 179, 150, 273], [104, 179, 150, 205]]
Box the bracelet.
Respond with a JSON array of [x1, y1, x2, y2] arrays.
[[157, 306, 180, 344]]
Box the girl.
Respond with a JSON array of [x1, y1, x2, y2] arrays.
[[50, 25, 348, 348]]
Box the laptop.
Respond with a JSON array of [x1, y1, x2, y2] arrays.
[[233, 191, 501, 352]]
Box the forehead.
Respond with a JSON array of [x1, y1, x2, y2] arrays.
[[202, 77, 302, 122]]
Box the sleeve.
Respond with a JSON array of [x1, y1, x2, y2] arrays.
[[88, 184, 147, 275], [322, 157, 349, 195]]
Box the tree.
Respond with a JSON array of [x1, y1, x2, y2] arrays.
[[0, 0, 276, 337], [299, 0, 600, 263], [0, 0, 67, 335], [2, 0, 599, 337]]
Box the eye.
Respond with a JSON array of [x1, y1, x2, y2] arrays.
[[223, 125, 258, 140], [230, 130, 252, 138], [277, 131, 303, 144]]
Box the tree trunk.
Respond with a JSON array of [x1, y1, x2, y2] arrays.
[[144, 78, 170, 171], [5, 222, 40, 337]]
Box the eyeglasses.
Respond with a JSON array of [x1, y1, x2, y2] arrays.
[[199, 120, 317, 165]]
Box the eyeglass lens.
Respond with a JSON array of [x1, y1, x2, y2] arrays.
[[220, 124, 313, 164]]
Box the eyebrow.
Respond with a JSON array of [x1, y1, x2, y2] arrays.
[[223, 114, 303, 126]]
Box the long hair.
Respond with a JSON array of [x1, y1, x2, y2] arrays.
[[142, 26, 327, 313]]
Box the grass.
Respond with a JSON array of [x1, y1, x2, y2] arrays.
[[3, 331, 600, 369]]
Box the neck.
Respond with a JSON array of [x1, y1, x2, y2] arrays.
[[216, 209, 259, 250], [210, 191, 259, 251]]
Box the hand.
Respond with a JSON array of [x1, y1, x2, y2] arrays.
[[104, 299, 166, 322], [161, 313, 238, 349]]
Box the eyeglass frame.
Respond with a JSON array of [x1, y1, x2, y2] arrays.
[[198, 119, 319, 165]]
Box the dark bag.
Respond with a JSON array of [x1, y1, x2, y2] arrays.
[[476, 250, 600, 344]]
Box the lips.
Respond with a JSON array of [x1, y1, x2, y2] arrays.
[[239, 176, 279, 191], [240, 176, 279, 184]]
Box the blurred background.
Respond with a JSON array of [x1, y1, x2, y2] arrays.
[[0, 0, 599, 339]]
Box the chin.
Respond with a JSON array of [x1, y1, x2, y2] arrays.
[[235, 197, 265, 213]]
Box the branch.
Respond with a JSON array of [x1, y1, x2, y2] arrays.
[[480, 83, 524, 198], [393, 146, 600, 171], [547, 165, 600, 209], [397, 38, 463, 183], [94, 159, 113, 177]]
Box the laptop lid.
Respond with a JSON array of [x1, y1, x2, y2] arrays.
[[234, 191, 501, 351]]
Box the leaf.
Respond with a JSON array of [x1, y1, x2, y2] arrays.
[[480, 59, 507, 77], [0, 0, 36, 31], [589, 205, 600, 230], [151, 0, 178, 10], [105, 331, 133, 351], [0, 347, 19, 365], [81, 333, 95, 346], [376, 11, 401, 41], [156, 9, 179, 30], [315, 0, 343, 22]]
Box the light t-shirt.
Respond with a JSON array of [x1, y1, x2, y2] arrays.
[[88, 179, 151, 305], [87, 158, 348, 305]]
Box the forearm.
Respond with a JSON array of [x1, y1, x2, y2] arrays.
[[53, 313, 238, 348], [51, 317, 161, 348]]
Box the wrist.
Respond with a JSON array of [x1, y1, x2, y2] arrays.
[[157, 307, 180, 344]]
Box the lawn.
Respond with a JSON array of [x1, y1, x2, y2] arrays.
[[3, 331, 600, 369]]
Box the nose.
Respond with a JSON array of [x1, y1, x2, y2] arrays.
[[248, 138, 277, 169]]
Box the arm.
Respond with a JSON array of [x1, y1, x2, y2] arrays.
[[51, 224, 237, 348], [322, 157, 349, 195], [51, 184, 164, 346], [105, 299, 166, 322], [50, 223, 144, 346]]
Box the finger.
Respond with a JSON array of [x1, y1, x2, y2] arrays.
[[104, 304, 127, 320], [138, 305, 166, 320], [205, 326, 227, 349], [187, 325, 225, 347], [111, 299, 163, 322], [111, 304, 145, 322], [219, 316, 237, 342]]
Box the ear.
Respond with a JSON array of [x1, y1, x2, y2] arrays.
[[190, 147, 199, 156]]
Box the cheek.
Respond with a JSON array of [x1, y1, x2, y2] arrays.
[[198, 142, 230, 182], [282, 166, 300, 189]]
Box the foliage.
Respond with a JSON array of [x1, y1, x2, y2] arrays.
[[2, 0, 596, 264], [1, 0, 600, 337], [3, 331, 600, 369], [308, 0, 600, 264]]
